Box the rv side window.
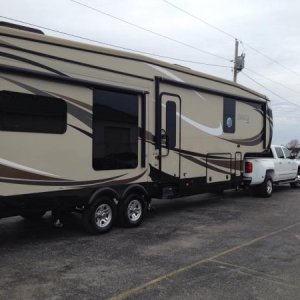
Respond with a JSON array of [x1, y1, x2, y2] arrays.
[[166, 101, 176, 149], [223, 98, 236, 133], [0, 91, 67, 134], [93, 89, 139, 170]]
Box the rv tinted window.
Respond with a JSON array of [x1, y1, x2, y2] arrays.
[[0, 91, 67, 134], [166, 101, 176, 149], [93, 90, 138, 170], [223, 98, 236, 133]]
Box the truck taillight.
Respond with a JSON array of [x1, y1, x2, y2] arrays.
[[245, 162, 253, 173]]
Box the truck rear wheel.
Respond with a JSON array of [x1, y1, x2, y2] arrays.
[[290, 182, 298, 188], [256, 176, 273, 198], [82, 196, 115, 234], [290, 171, 300, 188], [118, 193, 146, 227]]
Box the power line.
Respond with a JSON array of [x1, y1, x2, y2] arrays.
[[162, 0, 237, 40], [162, 0, 300, 80], [242, 43, 300, 79], [245, 67, 300, 95], [0, 16, 232, 69], [241, 71, 300, 108], [70, 0, 231, 62]]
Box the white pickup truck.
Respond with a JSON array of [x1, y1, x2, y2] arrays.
[[243, 145, 300, 197]]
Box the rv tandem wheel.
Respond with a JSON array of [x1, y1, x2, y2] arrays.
[[118, 193, 146, 227], [82, 196, 116, 234]]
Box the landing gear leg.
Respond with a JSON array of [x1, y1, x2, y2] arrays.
[[52, 210, 64, 228]]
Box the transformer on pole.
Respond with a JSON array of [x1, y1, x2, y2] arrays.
[[233, 39, 245, 82]]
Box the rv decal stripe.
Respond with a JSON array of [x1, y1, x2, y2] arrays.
[[67, 102, 92, 128], [181, 154, 230, 175], [0, 38, 17, 47], [180, 152, 242, 171], [49, 92, 93, 112], [78, 169, 148, 189], [0, 41, 152, 82], [0, 75, 51, 97], [221, 130, 264, 146], [230, 129, 263, 143], [0, 50, 68, 76], [207, 159, 243, 170], [174, 148, 228, 160], [0, 170, 148, 188], [0, 160, 63, 180], [0, 174, 126, 186], [68, 124, 92, 138]]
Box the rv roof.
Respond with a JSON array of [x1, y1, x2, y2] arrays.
[[0, 24, 268, 101]]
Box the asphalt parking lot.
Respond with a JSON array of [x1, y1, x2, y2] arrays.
[[1, 186, 300, 300]]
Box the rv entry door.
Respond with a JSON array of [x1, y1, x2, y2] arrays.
[[160, 93, 181, 178]]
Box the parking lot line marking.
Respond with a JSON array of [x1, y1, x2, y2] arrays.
[[109, 220, 300, 300], [209, 259, 298, 288]]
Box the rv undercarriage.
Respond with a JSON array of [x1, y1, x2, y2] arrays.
[[0, 175, 242, 232]]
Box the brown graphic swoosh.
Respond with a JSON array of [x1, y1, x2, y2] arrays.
[[0, 164, 67, 181], [78, 169, 148, 189], [0, 50, 68, 76], [221, 130, 263, 146], [181, 154, 231, 175], [49, 92, 92, 111], [0, 173, 127, 186]]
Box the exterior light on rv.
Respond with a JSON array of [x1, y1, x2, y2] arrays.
[[226, 117, 233, 128]]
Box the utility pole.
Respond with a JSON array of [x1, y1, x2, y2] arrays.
[[233, 39, 245, 83], [233, 39, 239, 82]]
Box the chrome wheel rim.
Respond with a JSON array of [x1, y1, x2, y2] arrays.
[[94, 204, 112, 228], [266, 180, 272, 194], [127, 199, 142, 222]]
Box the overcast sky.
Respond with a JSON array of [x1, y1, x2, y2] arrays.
[[1, 0, 300, 145]]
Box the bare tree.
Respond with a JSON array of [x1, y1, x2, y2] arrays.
[[286, 139, 299, 154]]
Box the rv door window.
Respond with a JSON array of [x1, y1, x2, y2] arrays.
[[166, 101, 176, 149], [0, 91, 67, 134], [93, 89, 139, 170]]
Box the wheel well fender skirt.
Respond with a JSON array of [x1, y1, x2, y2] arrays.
[[121, 184, 150, 203], [266, 169, 274, 179], [88, 188, 120, 205]]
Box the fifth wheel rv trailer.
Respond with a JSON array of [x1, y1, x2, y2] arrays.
[[0, 22, 272, 233]]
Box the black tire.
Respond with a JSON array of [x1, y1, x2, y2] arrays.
[[21, 210, 46, 221], [82, 196, 115, 234], [118, 193, 146, 228], [257, 176, 273, 198], [290, 182, 298, 188]]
